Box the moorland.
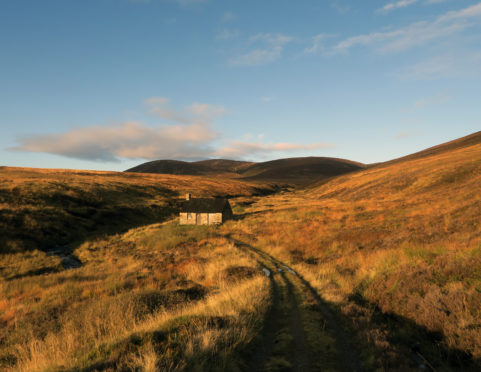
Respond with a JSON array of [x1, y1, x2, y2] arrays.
[[1, 131, 481, 371]]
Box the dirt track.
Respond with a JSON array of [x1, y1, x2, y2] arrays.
[[230, 238, 365, 372]]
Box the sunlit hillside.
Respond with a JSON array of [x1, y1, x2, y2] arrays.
[[226, 132, 481, 370]]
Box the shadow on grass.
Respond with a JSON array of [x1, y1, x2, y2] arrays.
[[228, 236, 480, 371], [1, 203, 177, 256], [344, 291, 480, 371]]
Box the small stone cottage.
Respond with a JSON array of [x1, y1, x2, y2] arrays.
[[179, 194, 233, 225]]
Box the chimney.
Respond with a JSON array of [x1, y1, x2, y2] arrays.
[[186, 193, 191, 201]]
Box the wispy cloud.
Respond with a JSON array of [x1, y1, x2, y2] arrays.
[[145, 97, 225, 124], [304, 34, 333, 54], [331, 1, 350, 14], [11, 97, 329, 162], [413, 92, 452, 108], [335, 2, 481, 53], [214, 141, 333, 158], [398, 50, 481, 79], [377, 0, 418, 13], [229, 33, 293, 66]]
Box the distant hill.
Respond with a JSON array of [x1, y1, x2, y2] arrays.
[[126, 157, 366, 185], [125, 160, 211, 175], [194, 159, 254, 173], [126, 159, 254, 176], [238, 157, 366, 183]]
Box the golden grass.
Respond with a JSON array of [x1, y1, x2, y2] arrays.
[[0, 223, 269, 371], [222, 141, 481, 365], [2, 138, 481, 369]]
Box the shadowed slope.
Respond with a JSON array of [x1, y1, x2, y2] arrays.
[[239, 157, 366, 184], [125, 159, 210, 175], [127, 157, 366, 186], [0, 167, 275, 253]]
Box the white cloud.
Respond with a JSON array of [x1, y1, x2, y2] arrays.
[[11, 97, 329, 162], [214, 141, 333, 158], [11, 121, 218, 162], [229, 33, 293, 66], [334, 2, 481, 53], [378, 0, 418, 13], [11, 124, 331, 162]]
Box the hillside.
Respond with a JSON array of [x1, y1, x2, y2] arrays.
[[227, 131, 481, 369], [2, 132, 481, 371], [127, 156, 366, 185], [125, 159, 210, 175], [125, 159, 253, 176], [239, 157, 366, 184], [0, 167, 275, 254]]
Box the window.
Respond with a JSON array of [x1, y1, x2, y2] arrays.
[[187, 213, 193, 219]]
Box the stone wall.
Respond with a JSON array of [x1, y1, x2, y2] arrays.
[[179, 212, 223, 225]]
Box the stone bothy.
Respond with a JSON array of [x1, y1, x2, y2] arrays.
[[179, 194, 233, 225]]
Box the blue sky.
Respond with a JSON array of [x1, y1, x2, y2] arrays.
[[1, 0, 480, 171]]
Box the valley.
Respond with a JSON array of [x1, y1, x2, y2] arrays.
[[1, 132, 481, 371]]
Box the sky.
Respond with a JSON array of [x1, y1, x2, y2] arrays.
[[1, 0, 480, 171]]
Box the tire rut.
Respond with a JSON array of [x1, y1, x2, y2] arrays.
[[277, 268, 311, 371], [230, 237, 365, 372]]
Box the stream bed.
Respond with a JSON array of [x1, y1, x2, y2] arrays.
[[45, 246, 82, 269]]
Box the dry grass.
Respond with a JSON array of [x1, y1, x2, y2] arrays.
[[2, 137, 481, 370], [0, 166, 275, 253], [0, 222, 269, 371], [223, 141, 481, 367]]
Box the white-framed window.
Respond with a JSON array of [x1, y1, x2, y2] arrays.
[[187, 213, 193, 219]]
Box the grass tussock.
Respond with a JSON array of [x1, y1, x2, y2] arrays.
[[0, 223, 269, 371]]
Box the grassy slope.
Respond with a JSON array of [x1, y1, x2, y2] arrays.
[[225, 136, 481, 369], [0, 223, 270, 371], [0, 167, 275, 253], [0, 167, 276, 371]]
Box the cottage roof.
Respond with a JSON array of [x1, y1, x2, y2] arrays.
[[181, 198, 230, 213]]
